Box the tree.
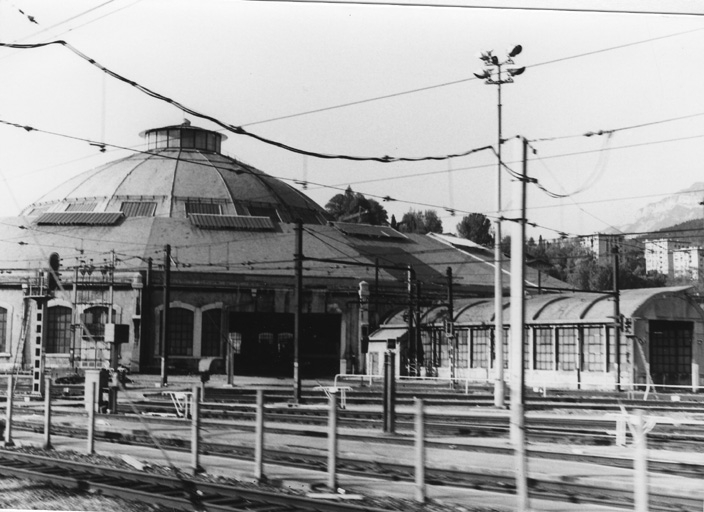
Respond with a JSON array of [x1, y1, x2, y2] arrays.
[[325, 186, 388, 225], [398, 209, 443, 234], [456, 213, 494, 246]]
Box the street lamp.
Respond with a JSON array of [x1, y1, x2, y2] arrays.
[[475, 45, 525, 409]]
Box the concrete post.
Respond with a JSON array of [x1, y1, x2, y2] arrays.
[[254, 389, 264, 481], [415, 398, 426, 503], [4, 375, 13, 446], [633, 409, 649, 512], [191, 385, 202, 474], [87, 382, 95, 454], [327, 393, 338, 490], [43, 376, 51, 450]]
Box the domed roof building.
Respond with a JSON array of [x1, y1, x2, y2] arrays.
[[23, 120, 330, 225], [6, 122, 700, 395]]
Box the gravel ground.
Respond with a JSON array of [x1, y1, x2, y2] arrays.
[[0, 447, 503, 512]]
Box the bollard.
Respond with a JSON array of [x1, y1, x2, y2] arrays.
[[327, 393, 338, 490], [43, 376, 52, 450], [87, 382, 95, 454], [415, 398, 426, 503], [633, 409, 648, 512], [191, 385, 202, 474], [254, 389, 264, 481], [4, 375, 14, 446]]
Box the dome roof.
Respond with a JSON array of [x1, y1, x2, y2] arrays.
[[22, 122, 330, 225]]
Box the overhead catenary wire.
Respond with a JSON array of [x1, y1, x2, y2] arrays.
[[0, 40, 494, 163]]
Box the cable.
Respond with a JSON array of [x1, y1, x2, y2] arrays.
[[0, 40, 495, 163]]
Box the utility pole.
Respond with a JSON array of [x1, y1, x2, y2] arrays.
[[293, 220, 303, 404], [407, 266, 415, 375], [447, 267, 455, 386], [476, 45, 525, 409], [612, 246, 621, 391], [509, 136, 529, 510], [160, 244, 171, 387]]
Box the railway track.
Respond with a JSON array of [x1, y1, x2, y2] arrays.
[[0, 431, 702, 512], [0, 449, 394, 512]]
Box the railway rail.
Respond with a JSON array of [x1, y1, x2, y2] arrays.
[[0, 428, 702, 512], [0, 449, 393, 512]]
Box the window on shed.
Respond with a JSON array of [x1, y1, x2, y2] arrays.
[[607, 326, 629, 372], [185, 202, 221, 216], [0, 307, 7, 353], [557, 327, 578, 370], [471, 328, 490, 368], [456, 329, 468, 368], [583, 326, 605, 371], [534, 327, 554, 370], [170, 307, 194, 356], [46, 306, 72, 353], [501, 327, 509, 369], [201, 309, 222, 357]]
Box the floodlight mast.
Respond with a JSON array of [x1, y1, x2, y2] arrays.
[[475, 45, 525, 409]]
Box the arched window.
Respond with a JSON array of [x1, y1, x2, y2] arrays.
[[171, 307, 194, 356], [81, 306, 110, 342], [46, 306, 72, 353], [0, 307, 7, 353], [201, 309, 222, 357]]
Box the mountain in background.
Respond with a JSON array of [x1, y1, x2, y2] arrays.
[[613, 182, 704, 235]]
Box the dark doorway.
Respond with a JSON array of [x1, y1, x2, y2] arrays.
[[649, 320, 692, 386], [229, 312, 341, 378]]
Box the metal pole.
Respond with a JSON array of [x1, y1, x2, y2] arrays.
[[191, 385, 202, 475], [415, 280, 422, 376], [327, 393, 338, 490], [43, 376, 52, 450], [414, 398, 426, 503], [509, 136, 529, 510], [447, 267, 455, 386], [254, 389, 265, 481], [160, 244, 171, 387], [87, 382, 95, 454], [4, 376, 13, 446], [494, 65, 505, 409], [384, 350, 396, 433], [633, 409, 649, 512], [72, 267, 79, 370], [293, 220, 303, 404], [407, 266, 415, 375], [612, 246, 621, 391]]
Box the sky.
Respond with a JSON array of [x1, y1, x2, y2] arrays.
[[1, 0, 704, 241]]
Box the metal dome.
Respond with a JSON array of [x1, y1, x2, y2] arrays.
[[22, 122, 330, 225]]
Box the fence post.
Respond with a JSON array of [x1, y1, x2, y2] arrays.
[[327, 393, 338, 490], [191, 385, 202, 474], [87, 382, 95, 455], [254, 389, 265, 481], [633, 409, 648, 512], [4, 376, 13, 446], [415, 398, 426, 503]]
